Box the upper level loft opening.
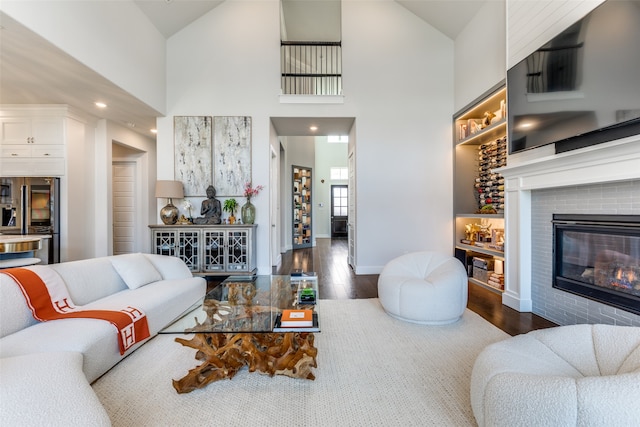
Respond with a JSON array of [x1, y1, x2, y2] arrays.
[[280, 0, 342, 97]]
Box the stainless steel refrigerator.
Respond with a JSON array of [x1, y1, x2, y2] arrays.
[[0, 176, 60, 263]]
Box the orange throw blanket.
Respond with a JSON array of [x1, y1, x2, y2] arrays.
[[2, 267, 150, 355]]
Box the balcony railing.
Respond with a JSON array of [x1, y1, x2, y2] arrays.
[[281, 41, 342, 95]]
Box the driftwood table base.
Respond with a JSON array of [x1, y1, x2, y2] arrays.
[[173, 332, 317, 393]]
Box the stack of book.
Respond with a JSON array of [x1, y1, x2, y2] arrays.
[[273, 309, 319, 332], [488, 272, 504, 290]]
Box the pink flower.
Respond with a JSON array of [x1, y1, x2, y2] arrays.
[[243, 182, 264, 200]]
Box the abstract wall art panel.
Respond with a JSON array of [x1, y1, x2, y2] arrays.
[[174, 116, 213, 196], [213, 116, 252, 196]]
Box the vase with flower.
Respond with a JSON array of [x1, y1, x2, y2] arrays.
[[183, 200, 193, 223], [242, 182, 264, 224]]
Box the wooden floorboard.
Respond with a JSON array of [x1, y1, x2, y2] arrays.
[[274, 238, 557, 336]]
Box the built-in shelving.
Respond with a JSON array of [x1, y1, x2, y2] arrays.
[[453, 81, 507, 294], [292, 165, 312, 248]]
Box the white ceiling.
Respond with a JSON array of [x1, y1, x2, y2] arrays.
[[136, 0, 486, 41], [0, 1, 486, 139]]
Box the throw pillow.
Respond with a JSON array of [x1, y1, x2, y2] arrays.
[[110, 253, 162, 289]]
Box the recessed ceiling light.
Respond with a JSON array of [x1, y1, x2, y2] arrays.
[[151, 129, 158, 134], [95, 102, 107, 108], [310, 126, 318, 131]]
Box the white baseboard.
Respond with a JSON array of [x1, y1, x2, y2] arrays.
[[355, 265, 384, 275]]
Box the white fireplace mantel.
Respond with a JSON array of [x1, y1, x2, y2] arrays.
[[494, 136, 640, 312]]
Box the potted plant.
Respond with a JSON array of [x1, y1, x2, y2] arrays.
[[223, 198, 238, 224]]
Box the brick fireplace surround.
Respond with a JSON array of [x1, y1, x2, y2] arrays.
[[498, 136, 640, 326]]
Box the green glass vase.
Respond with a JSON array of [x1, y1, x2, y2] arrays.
[[241, 200, 255, 224]]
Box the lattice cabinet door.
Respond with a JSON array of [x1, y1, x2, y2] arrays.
[[203, 229, 225, 272], [152, 229, 177, 257], [226, 229, 249, 271], [177, 230, 200, 272]]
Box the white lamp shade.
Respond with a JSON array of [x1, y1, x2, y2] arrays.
[[155, 180, 184, 199]]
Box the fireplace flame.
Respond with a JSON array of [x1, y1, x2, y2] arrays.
[[611, 267, 637, 290]]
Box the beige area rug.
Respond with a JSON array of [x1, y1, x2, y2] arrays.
[[92, 298, 508, 426]]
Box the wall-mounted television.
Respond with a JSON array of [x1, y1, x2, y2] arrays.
[[508, 0, 640, 154]]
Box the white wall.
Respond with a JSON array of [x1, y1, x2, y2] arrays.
[[89, 119, 156, 258], [454, 0, 506, 112], [159, 0, 455, 274], [64, 114, 92, 261], [314, 138, 348, 238], [342, 1, 455, 273], [0, 0, 166, 113]]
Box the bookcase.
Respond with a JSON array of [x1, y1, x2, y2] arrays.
[[292, 165, 312, 248], [453, 81, 507, 294]]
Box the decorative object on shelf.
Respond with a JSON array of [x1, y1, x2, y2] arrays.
[[193, 185, 222, 225], [155, 180, 184, 225], [176, 215, 191, 225], [214, 116, 252, 196], [241, 201, 255, 225], [174, 116, 212, 197], [464, 223, 480, 243], [223, 198, 238, 224], [482, 111, 495, 128], [490, 229, 505, 250], [241, 182, 263, 225], [183, 200, 193, 223], [463, 218, 495, 246]]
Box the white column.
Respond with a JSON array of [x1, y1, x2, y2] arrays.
[[502, 183, 532, 311]]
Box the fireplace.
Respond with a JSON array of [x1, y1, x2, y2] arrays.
[[552, 214, 640, 315]]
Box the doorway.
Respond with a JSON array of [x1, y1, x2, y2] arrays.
[[331, 184, 347, 238], [270, 116, 355, 266], [112, 161, 136, 255]]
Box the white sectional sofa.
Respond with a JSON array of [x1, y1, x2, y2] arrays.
[[0, 253, 207, 426]]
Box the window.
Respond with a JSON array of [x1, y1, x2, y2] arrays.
[[330, 167, 348, 180], [332, 186, 348, 217], [328, 135, 348, 143]]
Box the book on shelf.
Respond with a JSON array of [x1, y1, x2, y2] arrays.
[[273, 311, 319, 332]]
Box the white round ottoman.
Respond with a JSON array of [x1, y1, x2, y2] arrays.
[[377, 251, 468, 325], [470, 324, 640, 427]]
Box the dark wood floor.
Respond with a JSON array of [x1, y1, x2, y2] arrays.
[[274, 238, 557, 336]]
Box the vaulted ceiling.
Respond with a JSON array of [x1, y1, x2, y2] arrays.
[[0, 1, 486, 138]]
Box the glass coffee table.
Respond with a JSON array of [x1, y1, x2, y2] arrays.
[[159, 275, 319, 393]]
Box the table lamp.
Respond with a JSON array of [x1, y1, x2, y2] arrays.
[[155, 180, 184, 225]]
